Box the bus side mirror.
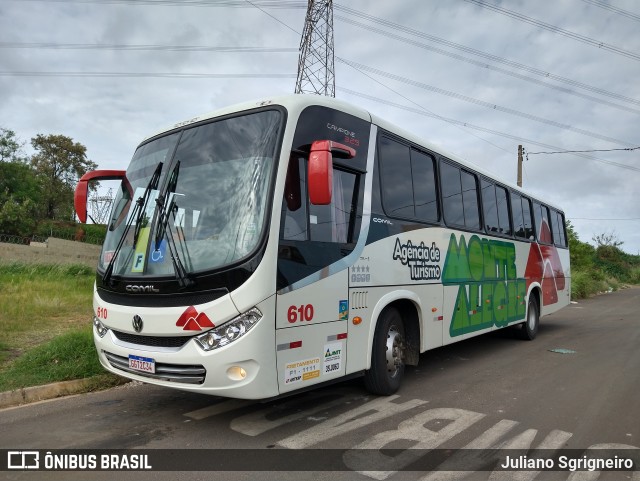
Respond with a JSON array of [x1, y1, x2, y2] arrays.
[[308, 140, 356, 206], [75, 169, 126, 223]]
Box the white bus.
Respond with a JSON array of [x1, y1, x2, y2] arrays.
[[75, 94, 570, 399]]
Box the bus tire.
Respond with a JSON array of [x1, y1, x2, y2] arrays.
[[519, 296, 539, 340], [364, 307, 406, 395]]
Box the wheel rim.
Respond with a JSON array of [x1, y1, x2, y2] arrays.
[[385, 324, 404, 377]]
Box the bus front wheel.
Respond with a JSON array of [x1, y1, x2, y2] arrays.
[[364, 307, 406, 395]]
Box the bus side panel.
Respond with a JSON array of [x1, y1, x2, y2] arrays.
[[539, 246, 571, 317], [345, 284, 443, 375], [441, 232, 531, 343], [275, 271, 349, 394], [275, 321, 348, 394], [346, 231, 445, 372]]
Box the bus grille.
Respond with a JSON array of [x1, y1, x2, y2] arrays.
[[112, 330, 191, 348], [103, 351, 206, 384]]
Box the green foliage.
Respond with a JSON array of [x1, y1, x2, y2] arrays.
[[30, 133, 97, 220], [0, 160, 44, 235], [0, 262, 95, 348], [0, 127, 27, 163], [568, 221, 640, 299], [0, 328, 113, 391], [0, 127, 109, 243], [0, 263, 109, 390], [35, 220, 107, 244]]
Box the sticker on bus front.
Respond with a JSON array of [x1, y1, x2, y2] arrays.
[[128, 354, 155, 374]]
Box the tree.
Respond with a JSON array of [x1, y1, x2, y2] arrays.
[[30, 134, 97, 220], [0, 127, 26, 163], [592, 231, 624, 249], [0, 128, 42, 235]]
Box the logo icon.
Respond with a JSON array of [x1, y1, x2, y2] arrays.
[[176, 306, 214, 331], [7, 451, 39, 470], [132, 315, 143, 333]]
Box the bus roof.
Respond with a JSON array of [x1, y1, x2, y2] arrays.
[[143, 94, 563, 212]]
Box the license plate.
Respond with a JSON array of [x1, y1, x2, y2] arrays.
[[128, 354, 155, 374]]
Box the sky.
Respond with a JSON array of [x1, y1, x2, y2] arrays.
[[1, 0, 639, 253]]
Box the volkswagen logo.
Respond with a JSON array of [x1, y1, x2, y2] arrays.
[[132, 315, 143, 333]]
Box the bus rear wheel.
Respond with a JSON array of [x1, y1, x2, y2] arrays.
[[364, 307, 406, 395], [518, 296, 539, 340]]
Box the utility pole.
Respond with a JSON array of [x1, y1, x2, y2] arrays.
[[294, 0, 335, 96], [517, 145, 523, 187]]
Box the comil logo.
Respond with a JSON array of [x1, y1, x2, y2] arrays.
[[8, 451, 39, 470], [176, 306, 214, 331]]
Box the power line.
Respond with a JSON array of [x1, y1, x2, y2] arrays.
[[0, 71, 295, 78], [0, 42, 297, 52], [570, 217, 640, 221], [580, 0, 640, 23], [11, 0, 307, 7], [334, 14, 640, 115], [464, 0, 640, 62], [337, 58, 638, 148], [336, 65, 513, 160], [333, 4, 640, 108], [336, 86, 640, 173], [527, 147, 640, 157]]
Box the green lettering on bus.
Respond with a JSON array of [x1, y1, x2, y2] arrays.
[[443, 234, 528, 337]]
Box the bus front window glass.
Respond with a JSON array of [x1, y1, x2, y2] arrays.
[[100, 132, 181, 273], [101, 110, 282, 277]]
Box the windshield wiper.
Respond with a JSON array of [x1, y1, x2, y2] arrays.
[[154, 161, 195, 288], [103, 162, 163, 285], [154, 161, 180, 249]]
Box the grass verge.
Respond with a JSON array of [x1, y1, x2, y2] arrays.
[[0, 327, 121, 392], [0, 262, 121, 393]]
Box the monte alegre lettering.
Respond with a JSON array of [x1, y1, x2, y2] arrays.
[[442, 234, 527, 337]]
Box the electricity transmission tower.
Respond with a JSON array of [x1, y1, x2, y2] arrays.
[[294, 0, 335, 97], [88, 188, 114, 225]]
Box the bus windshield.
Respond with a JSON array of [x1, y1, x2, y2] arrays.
[[101, 109, 282, 278]]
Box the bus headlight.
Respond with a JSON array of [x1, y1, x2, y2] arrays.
[[93, 316, 109, 338], [195, 308, 262, 352]]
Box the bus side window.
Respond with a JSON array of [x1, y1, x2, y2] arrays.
[[378, 136, 439, 224], [411, 149, 439, 222], [511, 192, 526, 239], [551, 209, 567, 248], [441, 162, 464, 226], [481, 179, 499, 233], [522, 196, 534, 240], [533, 201, 553, 244], [461, 170, 481, 230], [496, 185, 511, 235], [379, 137, 414, 218]]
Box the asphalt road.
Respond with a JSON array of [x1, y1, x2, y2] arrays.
[[1, 287, 639, 481]]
